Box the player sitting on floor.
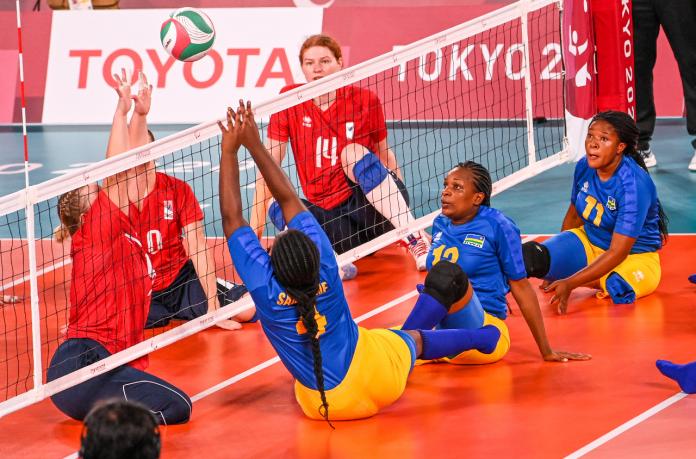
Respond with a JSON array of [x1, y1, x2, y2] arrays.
[[250, 34, 429, 278], [49, 71, 190, 425], [220, 101, 500, 422], [522, 111, 668, 313], [408, 161, 589, 364], [117, 71, 254, 330]]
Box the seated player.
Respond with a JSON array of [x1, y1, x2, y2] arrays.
[[114, 72, 252, 330], [79, 399, 161, 459], [220, 101, 500, 421], [49, 71, 191, 425], [523, 111, 668, 313], [411, 161, 590, 364], [250, 34, 429, 277], [657, 359, 696, 394]]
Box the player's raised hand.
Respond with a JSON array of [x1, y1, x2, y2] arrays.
[[237, 100, 263, 149], [113, 68, 132, 115], [217, 106, 242, 155], [132, 71, 153, 116]]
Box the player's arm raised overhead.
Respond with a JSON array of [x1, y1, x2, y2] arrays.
[[249, 135, 288, 239], [219, 106, 248, 240], [237, 101, 306, 229]]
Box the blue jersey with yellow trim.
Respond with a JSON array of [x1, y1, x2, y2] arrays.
[[227, 211, 359, 390], [571, 157, 661, 253], [426, 207, 527, 319]]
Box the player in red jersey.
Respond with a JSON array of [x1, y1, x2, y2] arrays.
[[250, 34, 430, 277], [47, 70, 191, 424], [132, 128, 255, 331]]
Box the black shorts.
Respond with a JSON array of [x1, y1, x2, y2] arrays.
[[145, 260, 248, 328], [305, 172, 410, 254]]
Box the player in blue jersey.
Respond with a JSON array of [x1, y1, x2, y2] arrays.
[[219, 101, 501, 422], [411, 161, 590, 364], [522, 111, 668, 314]]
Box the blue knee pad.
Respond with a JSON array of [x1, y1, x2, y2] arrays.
[[542, 231, 588, 281], [437, 291, 485, 330], [605, 272, 636, 304], [267, 200, 286, 230], [353, 152, 388, 194]]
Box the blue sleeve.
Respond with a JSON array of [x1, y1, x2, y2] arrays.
[[287, 211, 338, 273], [494, 216, 527, 281], [571, 158, 587, 202], [226, 225, 273, 293], [614, 171, 651, 239]]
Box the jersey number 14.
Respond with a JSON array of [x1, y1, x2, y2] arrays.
[[315, 136, 338, 167]]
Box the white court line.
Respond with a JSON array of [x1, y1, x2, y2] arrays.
[[564, 392, 688, 459]]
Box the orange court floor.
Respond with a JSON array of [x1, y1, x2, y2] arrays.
[[0, 235, 695, 458]]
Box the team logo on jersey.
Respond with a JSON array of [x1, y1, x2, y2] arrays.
[[463, 233, 485, 249], [345, 121, 355, 140], [163, 200, 174, 220], [302, 116, 312, 128], [606, 196, 617, 211], [433, 231, 442, 243], [581, 181, 589, 193]]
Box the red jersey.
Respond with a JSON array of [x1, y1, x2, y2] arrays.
[[268, 84, 388, 210], [129, 173, 204, 291], [66, 190, 153, 370]]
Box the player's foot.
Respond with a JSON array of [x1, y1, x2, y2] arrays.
[[688, 150, 696, 172], [402, 231, 430, 271], [656, 359, 696, 394], [689, 274, 696, 284], [340, 261, 358, 281], [639, 148, 657, 168]]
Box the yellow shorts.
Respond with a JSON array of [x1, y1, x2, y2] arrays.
[[445, 313, 511, 365], [294, 327, 414, 421], [569, 227, 661, 299]]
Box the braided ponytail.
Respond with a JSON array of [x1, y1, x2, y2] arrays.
[[271, 229, 334, 428]]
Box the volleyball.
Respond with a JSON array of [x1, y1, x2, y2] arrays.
[[160, 8, 216, 62]]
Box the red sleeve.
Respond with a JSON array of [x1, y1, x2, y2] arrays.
[[267, 109, 290, 142], [267, 84, 301, 142], [176, 180, 204, 228], [368, 91, 388, 143]]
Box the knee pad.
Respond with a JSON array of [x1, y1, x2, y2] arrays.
[[522, 241, 550, 278], [353, 152, 388, 194], [267, 200, 286, 230], [423, 261, 469, 310], [605, 272, 636, 304]]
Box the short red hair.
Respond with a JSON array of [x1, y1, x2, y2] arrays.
[[299, 34, 342, 63]]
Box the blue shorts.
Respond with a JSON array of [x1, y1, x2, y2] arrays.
[[305, 172, 409, 254], [146, 260, 249, 328]]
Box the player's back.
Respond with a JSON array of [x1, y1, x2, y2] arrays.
[[67, 190, 152, 368], [228, 212, 359, 389]]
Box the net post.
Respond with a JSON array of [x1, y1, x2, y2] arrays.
[[520, 0, 538, 168], [24, 187, 43, 400]]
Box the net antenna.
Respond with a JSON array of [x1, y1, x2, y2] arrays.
[[0, 0, 567, 418]]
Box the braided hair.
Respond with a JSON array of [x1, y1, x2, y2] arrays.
[[455, 161, 493, 206], [54, 186, 94, 242], [270, 229, 334, 428], [590, 111, 669, 242]]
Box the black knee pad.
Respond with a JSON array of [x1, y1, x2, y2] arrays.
[[423, 261, 469, 310], [522, 241, 550, 278]]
